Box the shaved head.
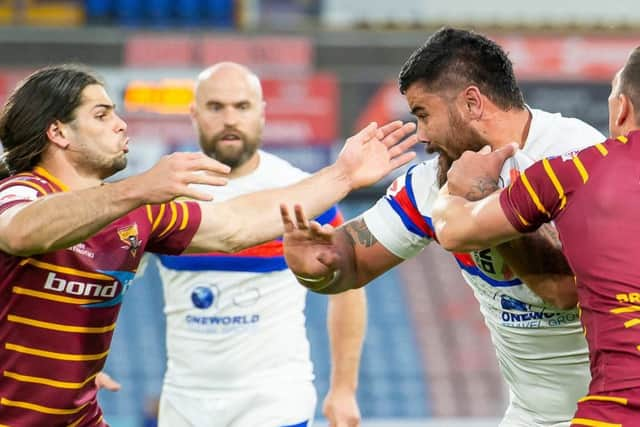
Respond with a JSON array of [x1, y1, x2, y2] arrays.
[[191, 62, 265, 172], [195, 62, 263, 102]]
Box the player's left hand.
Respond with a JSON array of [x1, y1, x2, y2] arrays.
[[323, 387, 361, 427], [95, 371, 121, 392], [447, 143, 517, 201], [335, 121, 418, 190]]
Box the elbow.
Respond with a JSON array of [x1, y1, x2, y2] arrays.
[[1, 230, 43, 257]]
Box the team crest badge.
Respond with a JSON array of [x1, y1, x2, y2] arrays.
[[118, 224, 142, 257]]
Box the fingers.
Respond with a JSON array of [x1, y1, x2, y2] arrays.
[[387, 134, 419, 159], [280, 204, 295, 233], [187, 172, 229, 187], [376, 120, 404, 137], [389, 151, 417, 170], [186, 154, 231, 175], [381, 122, 417, 148], [490, 143, 518, 166], [95, 372, 121, 392], [293, 204, 310, 229], [350, 122, 378, 144]]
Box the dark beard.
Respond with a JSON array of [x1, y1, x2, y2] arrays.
[[436, 153, 453, 188]]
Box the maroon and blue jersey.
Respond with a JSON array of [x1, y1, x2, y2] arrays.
[[0, 166, 201, 426]]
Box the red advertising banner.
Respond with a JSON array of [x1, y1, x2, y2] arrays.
[[122, 73, 338, 145], [493, 36, 638, 81]]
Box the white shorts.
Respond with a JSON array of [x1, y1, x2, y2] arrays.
[[500, 402, 571, 427], [158, 382, 317, 427]]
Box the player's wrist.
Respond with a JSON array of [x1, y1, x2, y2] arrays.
[[294, 270, 341, 291]]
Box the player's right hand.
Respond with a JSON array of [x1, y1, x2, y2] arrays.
[[280, 203, 342, 289], [447, 143, 517, 201], [132, 152, 230, 204]]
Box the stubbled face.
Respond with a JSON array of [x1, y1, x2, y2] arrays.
[[608, 70, 623, 137], [405, 82, 490, 186], [63, 84, 129, 179], [191, 68, 264, 169]]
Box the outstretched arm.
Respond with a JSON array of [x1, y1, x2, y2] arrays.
[[324, 288, 366, 427], [188, 121, 418, 253], [0, 152, 230, 257]]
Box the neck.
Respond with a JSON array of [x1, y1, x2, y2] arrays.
[[485, 107, 532, 150], [227, 151, 260, 179], [38, 153, 103, 190]]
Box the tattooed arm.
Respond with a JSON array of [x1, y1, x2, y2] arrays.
[[281, 208, 404, 295]]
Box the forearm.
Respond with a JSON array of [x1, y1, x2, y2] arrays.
[[191, 164, 352, 253], [327, 288, 366, 392], [496, 223, 577, 309], [0, 180, 143, 256]]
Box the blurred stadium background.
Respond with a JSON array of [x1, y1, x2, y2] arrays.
[[0, 1, 638, 426]]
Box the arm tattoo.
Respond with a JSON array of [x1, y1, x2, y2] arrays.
[[464, 178, 500, 201], [343, 218, 378, 248]]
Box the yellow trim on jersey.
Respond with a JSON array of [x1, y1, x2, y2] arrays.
[[0, 397, 88, 415], [623, 318, 640, 328], [146, 204, 153, 224], [151, 203, 166, 233], [5, 343, 109, 361], [515, 212, 530, 227], [617, 135, 628, 144], [4, 371, 98, 389], [571, 418, 621, 427], [611, 305, 640, 314], [33, 166, 69, 192], [13, 286, 100, 305], [542, 158, 567, 210], [572, 156, 589, 183], [157, 202, 178, 238], [177, 201, 189, 231], [7, 315, 116, 334], [18, 258, 113, 281], [595, 143, 609, 156], [519, 171, 550, 218], [578, 395, 628, 405], [68, 414, 87, 427]]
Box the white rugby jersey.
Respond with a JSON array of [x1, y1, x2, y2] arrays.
[[148, 150, 343, 393], [363, 109, 604, 425]]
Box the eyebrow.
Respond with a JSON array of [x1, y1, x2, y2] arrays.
[[92, 103, 116, 111]]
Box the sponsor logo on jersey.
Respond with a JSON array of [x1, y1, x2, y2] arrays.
[[118, 223, 142, 257], [191, 286, 215, 309], [186, 284, 261, 333], [44, 272, 117, 297], [68, 243, 95, 259]]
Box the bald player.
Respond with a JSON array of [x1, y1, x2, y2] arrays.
[[144, 63, 365, 427]]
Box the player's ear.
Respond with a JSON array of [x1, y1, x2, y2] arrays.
[[46, 121, 69, 148], [462, 85, 483, 120], [615, 93, 631, 127]]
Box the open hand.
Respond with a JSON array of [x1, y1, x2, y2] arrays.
[[336, 121, 418, 190]]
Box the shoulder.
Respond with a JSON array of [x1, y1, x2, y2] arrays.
[[0, 173, 56, 198], [526, 109, 605, 158], [257, 150, 309, 182]]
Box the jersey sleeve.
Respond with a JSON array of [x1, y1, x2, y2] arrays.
[[499, 151, 587, 232], [0, 176, 54, 215], [314, 204, 344, 227], [363, 162, 437, 259], [145, 200, 202, 254]]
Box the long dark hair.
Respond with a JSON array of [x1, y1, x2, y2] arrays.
[[0, 64, 103, 177]]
